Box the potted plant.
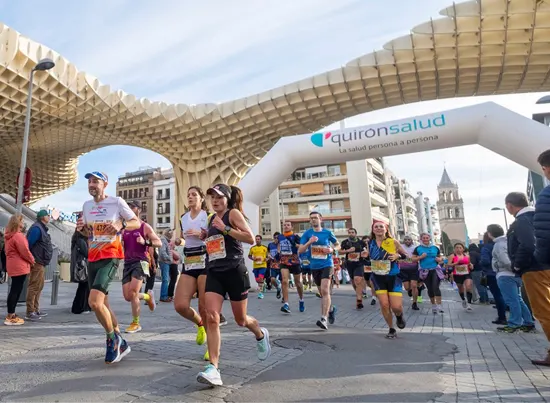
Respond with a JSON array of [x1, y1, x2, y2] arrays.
[[58, 255, 71, 282]]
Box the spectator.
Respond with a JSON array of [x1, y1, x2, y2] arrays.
[[168, 238, 182, 300], [531, 150, 550, 365], [144, 247, 158, 295], [480, 231, 507, 325], [488, 223, 535, 333], [70, 228, 91, 314], [25, 210, 53, 321], [159, 229, 174, 302], [469, 244, 488, 303], [4, 214, 35, 326]]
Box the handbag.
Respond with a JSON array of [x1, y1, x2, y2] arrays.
[[74, 258, 88, 283]]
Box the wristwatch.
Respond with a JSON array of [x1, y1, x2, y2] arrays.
[[222, 225, 232, 235], [121, 219, 127, 230]]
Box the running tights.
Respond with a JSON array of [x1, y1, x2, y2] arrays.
[[7, 274, 27, 314], [425, 270, 441, 299]]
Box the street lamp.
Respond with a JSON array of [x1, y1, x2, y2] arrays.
[[491, 207, 509, 230], [16, 58, 55, 213]]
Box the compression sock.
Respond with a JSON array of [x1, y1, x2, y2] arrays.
[[459, 292, 465, 301], [467, 292, 473, 304], [142, 293, 151, 301], [132, 316, 140, 324]]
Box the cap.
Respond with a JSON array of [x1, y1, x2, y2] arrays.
[[85, 171, 109, 182], [372, 219, 387, 229], [207, 184, 231, 199], [37, 209, 49, 219], [128, 200, 141, 209]]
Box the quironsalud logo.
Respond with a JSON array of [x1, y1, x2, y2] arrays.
[[310, 132, 332, 147]]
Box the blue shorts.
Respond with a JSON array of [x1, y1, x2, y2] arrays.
[[371, 274, 402, 296], [253, 268, 266, 281]]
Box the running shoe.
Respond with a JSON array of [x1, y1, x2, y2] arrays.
[[119, 337, 131, 360], [492, 319, 508, 325], [362, 291, 368, 299], [466, 304, 473, 311], [125, 322, 142, 334], [196, 325, 207, 345], [356, 300, 364, 310], [498, 326, 520, 333], [316, 318, 328, 330], [36, 311, 48, 317], [521, 325, 537, 333], [203, 349, 210, 361], [461, 300, 468, 309], [146, 290, 156, 312], [276, 288, 282, 299], [197, 364, 223, 386], [396, 314, 406, 329], [257, 328, 271, 360], [412, 302, 419, 311], [432, 306, 438, 315], [316, 292, 322, 298], [25, 312, 41, 321], [281, 303, 291, 314], [258, 292, 264, 299], [328, 306, 337, 325], [417, 296, 423, 303], [438, 305, 445, 313], [4, 314, 24, 326], [299, 300, 305, 313], [370, 298, 376, 306], [105, 334, 122, 364], [219, 313, 228, 326], [385, 328, 397, 339]]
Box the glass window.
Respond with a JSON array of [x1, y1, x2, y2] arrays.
[[298, 222, 309, 232], [333, 220, 347, 230], [166, 189, 170, 199], [329, 184, 342, 195], [123, 190, 128, 199], [133, 189, 138, 198], [298, 203, 309, 214], [118, 191, 122, 197], [311, 201, 329, 215], [139, 188, 143, 198], [158, 203, 163, 214], [157, 190, 163, 200], [164, 217, 170, 224], [261, 223, 271, 235], [294, 170, 306, 180], [331, 200, 344, 213], [261, 207, 270, 217], [157, 217, 162, 224], [328, 165, 341, 176], [141, 202, 147, 212]]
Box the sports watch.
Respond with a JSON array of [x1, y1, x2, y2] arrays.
[[222, 225, 232, 235]]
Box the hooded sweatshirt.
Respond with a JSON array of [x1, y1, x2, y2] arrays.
[[5, 230, 35, 277], [491, 235, 514, 278]]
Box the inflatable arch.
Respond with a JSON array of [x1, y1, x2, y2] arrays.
[[239, 101, 550, 264]]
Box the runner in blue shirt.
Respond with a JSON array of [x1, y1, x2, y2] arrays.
[[267, 232, 282, 299], [298, 211, 340, 330]]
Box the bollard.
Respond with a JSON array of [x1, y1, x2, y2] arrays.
[[51, 270, 59, 305]]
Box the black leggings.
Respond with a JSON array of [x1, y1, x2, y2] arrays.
[[144, 269, 156, 293], [7, 274, 27, 314], [424, 270, 441, 299], [168, 264, 179, 298]]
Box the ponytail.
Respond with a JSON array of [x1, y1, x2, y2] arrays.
[[229, 185, 248, 221]]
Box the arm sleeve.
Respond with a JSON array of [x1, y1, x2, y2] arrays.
[[26, 227, 41, 248], [118, 198, 137, 221], [514, 220, 536, 269]]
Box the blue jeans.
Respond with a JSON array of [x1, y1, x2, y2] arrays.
[[486, 274, 506, 321], [471, 271, 489, 303], [497, 275, 534, 328], [160, 262, 170, 300]]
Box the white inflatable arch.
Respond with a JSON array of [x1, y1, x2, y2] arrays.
[[239, 101, 550, 241]]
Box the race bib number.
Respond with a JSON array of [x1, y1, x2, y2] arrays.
[[348, 252, 360, 262], [92, 221, 116, 243], [206, 235, 226, 261], [311, 245, 327, 260], [184, 254, 206, 270], [140, 261, 150, 277], [455, 264, 469, 275], [254, 256, 264, 263], [364, 265, 372, 273], [372, 260, 391, 275]]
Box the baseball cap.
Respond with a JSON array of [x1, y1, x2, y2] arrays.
[[207, 184, 231, 199], [37, 209, 49, 219], [85, 171, 109, 182], [128, 200, 141, 209]]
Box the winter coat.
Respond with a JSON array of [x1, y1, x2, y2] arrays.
[[159, 236, 173, 264], [479, 242, 495, 276], [491, 236, 513, 275], [468, 248, 482, 272], [5, 230, 35, 277], [535, 185, 550, 268], [507, 206, 539, 274]]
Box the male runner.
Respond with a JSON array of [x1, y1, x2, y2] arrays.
[[340, 228, 367, 309], [122, 201, 162, 333], [267, 232, 282, 298], [300, 248, 312, 292], [299, 212, 340, 330], [399, 235, 420, 311], [248, 235, 269, 299], [279, 222, 305, 313], [77, 171, 140, 364]]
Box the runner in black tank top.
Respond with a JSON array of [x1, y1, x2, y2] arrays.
[[197, 183, 271, 387]]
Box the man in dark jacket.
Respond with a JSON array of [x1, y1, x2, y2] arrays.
[[25, 209, 53, 320], [479, 236, 507, 324], [531, 150, 550, 365]]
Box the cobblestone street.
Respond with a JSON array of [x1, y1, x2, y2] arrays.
[[1, 280, 550, 402]]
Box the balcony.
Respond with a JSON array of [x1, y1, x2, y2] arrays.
[[368, 172, 386, 191], [407, 213, 418, 224], [157, 194, 170, 200], [156, 222, 171, 228], [405, 198, 416, 210], [281, 173, 348, 187], [157, 208, 171, 215], [281, 192, 349, 203], [370, 191, 388, 207], [285, 208, 351, 220], [372, 209, 390, 224], [369, 158, 384, 175]]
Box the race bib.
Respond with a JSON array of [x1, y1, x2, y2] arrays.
[[206, 235, 226, 261], [184, 254, 206, 270], [254, 256, 264, 263], [364, 265, 372, 273], [348, 252, 360, 262], [311, 245, 327, 260], [455, 264, 469, 275], [301, 259, 310, 266], [372, 260, 391, 275], [140, 261, 150, 277], [92, 220, 116, 243], [280, 242, 293, 256]]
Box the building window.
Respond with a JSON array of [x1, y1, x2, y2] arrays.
[[331, 200, 344, 213], [327, 165, 341, 176], [166, 188, 170, 199], [133, 189, 138, 199], [123, 190, 128, 199], [261, 207, 270, 217], [455, 207, 460, 218], [141, 202, 147, 212], [164, 217, 170, 224], [311, 201, 329, 215], [294, 170, 305, 181], [118, 191, 122, 197], [261, 223, 271, 235], [298, 203, 309, 215], [298, 222, 309, 232], [157, 217, 162, 224], [141, 215, 147, 222], [158, 203, 164, 214], [165, 202, 170, 214], [157, 190, 163, 200], [139, 188, 144, 198], [329, 184, 343, 195], [333, 220, 347, 231], [144, 188, 149, 197]]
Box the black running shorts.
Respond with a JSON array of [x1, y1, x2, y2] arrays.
[[206, 260, 250, 301]]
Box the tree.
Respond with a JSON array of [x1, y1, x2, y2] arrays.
[[441, 231, 453, 256]]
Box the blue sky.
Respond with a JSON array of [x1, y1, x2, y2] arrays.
[[2, 0, 548, 236]]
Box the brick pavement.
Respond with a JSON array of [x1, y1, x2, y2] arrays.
[[0, 280, 549, 402]]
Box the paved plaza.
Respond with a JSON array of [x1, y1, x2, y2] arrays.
[[1, 280, 550, 402]]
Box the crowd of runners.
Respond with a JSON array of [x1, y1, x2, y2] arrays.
[[4, 146, 550, 387]]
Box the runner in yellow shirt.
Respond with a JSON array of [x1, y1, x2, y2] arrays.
[[249, 235, 268, 299]]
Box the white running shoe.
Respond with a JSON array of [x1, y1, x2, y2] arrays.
[[257, 327, 271, 361], [466, 304, 473, 311], [197, 364, 223, 386], [461, 300, 468, 309]]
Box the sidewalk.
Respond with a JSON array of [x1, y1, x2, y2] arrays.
[[1, 281, 549, 402]]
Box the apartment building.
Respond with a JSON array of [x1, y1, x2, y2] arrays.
[[415, 192, 442, 245], [391, 176, 419, 241], [116, 167, 161, 224], [260, 158, 393, 240], [153, 169, 176, 234]]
